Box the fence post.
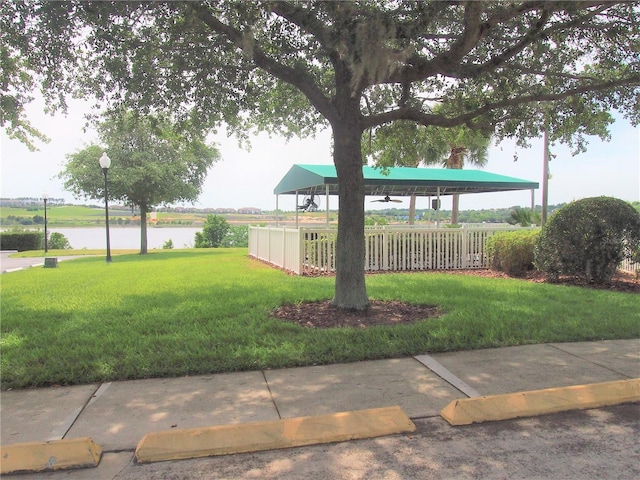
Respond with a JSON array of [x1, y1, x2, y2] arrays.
[[461, 228, 469, 268], [281, 227, 286, 271], [383, 226, 388, 271], [298, 228, 304, 275]]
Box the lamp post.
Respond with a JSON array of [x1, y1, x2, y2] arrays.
[[99, 152, 112, 263], [43, 192, 49, 253], [541, 130, 549, 227]]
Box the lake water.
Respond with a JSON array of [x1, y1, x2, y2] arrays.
[[49, 227, 201, 250]]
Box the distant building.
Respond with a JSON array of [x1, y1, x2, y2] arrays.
[[1, 197, 66, 207], [237, 207, 262, 215]]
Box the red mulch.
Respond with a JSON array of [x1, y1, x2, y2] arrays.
[[272, 300, 443, 329], [270, 269, 638, 329]]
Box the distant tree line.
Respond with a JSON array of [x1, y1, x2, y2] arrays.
[[364, 205, 566, 224]]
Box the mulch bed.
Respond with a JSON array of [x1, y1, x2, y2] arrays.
[[272, 300, 442, 329], [270, 269, 638, 329]]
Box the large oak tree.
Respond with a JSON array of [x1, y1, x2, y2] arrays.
[[2, 1, 638, 309]]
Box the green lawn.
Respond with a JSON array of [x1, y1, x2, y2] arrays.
[[1, 249, 638, 390]]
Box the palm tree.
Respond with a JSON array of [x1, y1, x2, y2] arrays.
[[431, 126, 490, 224], [369, 119, 491, 224]]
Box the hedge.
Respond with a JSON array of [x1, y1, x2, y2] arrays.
[[0, 232, 42, 251], [486, 229, 540, 276]]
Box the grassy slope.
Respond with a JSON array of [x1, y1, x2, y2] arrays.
[[1, 205, 129, 227], [1, 249, 638, 389], [0, 205, 238, 227]]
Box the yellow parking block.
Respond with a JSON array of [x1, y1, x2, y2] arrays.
[[0, 437, 102, 475], [441, 378, 640, 426], [135, 405, 415, 463]]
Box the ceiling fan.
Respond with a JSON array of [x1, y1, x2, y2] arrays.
[[297, 194, 319, 212], [371, 195, 402, 203]]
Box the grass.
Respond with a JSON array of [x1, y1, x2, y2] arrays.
[[1, 249, 638, 390]]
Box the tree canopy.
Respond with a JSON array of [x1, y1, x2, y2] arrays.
[[60, 110, 220, 253], [3, 1, 639, 309]]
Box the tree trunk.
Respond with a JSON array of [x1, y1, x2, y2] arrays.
[[451, 194, 460, 225], [140, 207, 148, 254], [331, 122, 369, 310], [409, 195, 416, 224], [449, 150, 464, 225]]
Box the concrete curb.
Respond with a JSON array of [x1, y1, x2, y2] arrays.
[[135, 406, 416, 464], [0, 437, 102, 475], [441, 378, 640, 426]]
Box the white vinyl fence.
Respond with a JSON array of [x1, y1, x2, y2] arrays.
[[619, 256, 640, 276], [249, 224, 639, 277], [248, 226, 302, 273], [249, 225, 531, 275]]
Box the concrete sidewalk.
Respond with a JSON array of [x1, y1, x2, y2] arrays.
[[1, 340, 638, 479], [0, 251, 91, 274]]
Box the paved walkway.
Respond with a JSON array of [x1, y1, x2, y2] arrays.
[[0, 251, 92, 274], [1, 339, 638, 479]]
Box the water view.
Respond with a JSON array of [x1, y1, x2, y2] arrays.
[[49, 227, 201, 250]]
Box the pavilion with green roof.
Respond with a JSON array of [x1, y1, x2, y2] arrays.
[[252, 165, 539, 274], [275, 164, 538, 197], [274, 164, 538, 223]]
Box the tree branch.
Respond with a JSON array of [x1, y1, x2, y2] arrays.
[[389, 1, 617, 83], [362, 75, 640, 130], [187, 3, 335, 120]]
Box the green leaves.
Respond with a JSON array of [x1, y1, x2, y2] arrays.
[[4, 1, 639, 148], [195, 214, 231, 248], [59, 109, 220, 254], [60, 110, 220, 209], [534, 197, 640, 284]]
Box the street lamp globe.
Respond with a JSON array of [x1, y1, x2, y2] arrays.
[[99, 152, 111, 170]]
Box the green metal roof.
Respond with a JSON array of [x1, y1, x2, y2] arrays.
[[274, 164, 538, 197]]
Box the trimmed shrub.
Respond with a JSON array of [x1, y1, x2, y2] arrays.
[[534, 197, 640, 284], [0, 232, 42, 251], [486, 229, 539, 276]]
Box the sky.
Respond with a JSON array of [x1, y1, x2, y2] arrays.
[[1, 96, 638, 213]]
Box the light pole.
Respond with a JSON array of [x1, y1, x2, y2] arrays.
[[541, 130, 549, 227], [99, 152, 112, 263], [43, 192, 49, 253]]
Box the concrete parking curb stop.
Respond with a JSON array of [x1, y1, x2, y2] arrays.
[[0, 437, 102, 475], [440, 378, 640, 426], [134, 406, 416, 464]]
